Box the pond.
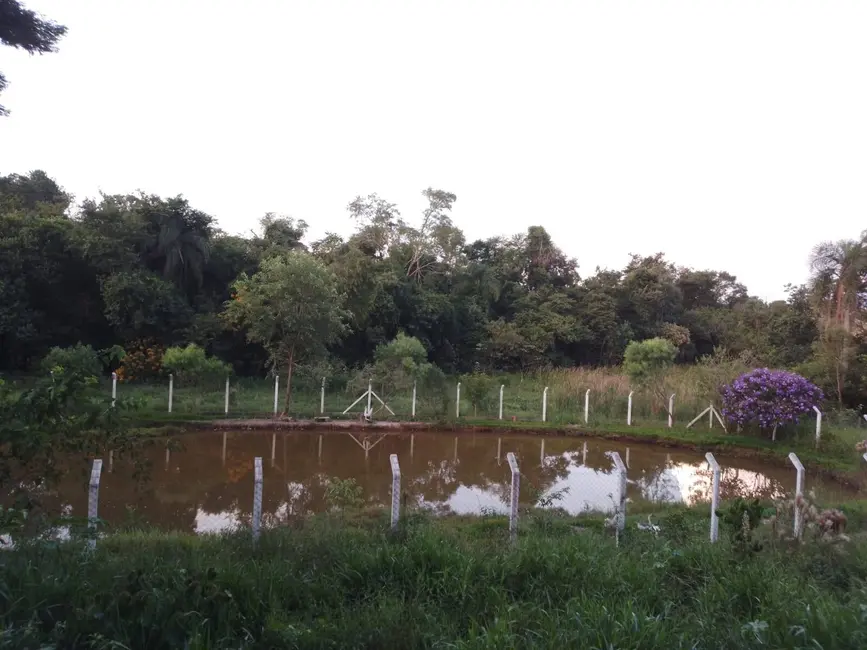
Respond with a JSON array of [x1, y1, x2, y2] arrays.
[[39, 430, 860, 533]]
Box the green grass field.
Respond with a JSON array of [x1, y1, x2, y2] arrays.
[[4, 503, 867, 648]]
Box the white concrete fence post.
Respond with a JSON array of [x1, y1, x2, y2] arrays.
[[813, 406, 822, 449], [627, 391, 634, 426], [87, 458, 103, 550], [320, 377, 326, 414], [111, 372, 117, 408], [668, 393, 675, 428], [412, 381, 417, 419], [584, 389, 590, 424], [252, 457, 263, 543], [168, 373, 174, 413], [609, 452, 628, 538], [542, 386, 548, 422], [499, 384, 504, 420], [273, 374, 279, 416], [390, 454, 401, 530], [224, 376, 230, 416], [705, 452, 721, 542], [456, 382, 461, 418], [789, 452, 805, 540], [506, 452, 520, 544]]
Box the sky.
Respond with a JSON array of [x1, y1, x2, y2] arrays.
[[2, 1, 866, 301]]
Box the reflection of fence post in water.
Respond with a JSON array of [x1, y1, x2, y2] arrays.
[[88, 458, 103, 550], [496, 437, 502, 465], [390, 454, 401, 530], [609, 452, 627, 536], [165, 447, 170, 471], [506, 452, 520, 544], [108, 450, 113, 473], [625, 447, 630, 469], [788, 452, 805, 539], [410, 434, 414, 461], [252, 457, 263, 543], [540, 439, 545, 466], [271, 434, 276, 467], [705, 452, 721, 542], [582, 441, 587, 465], [222, 431, 227, 465], [168, 374, 174, 413], [318, 435, 323, 464]]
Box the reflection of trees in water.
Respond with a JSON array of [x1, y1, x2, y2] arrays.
[[19, 432, 845, 533]]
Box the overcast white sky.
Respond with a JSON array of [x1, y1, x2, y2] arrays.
[[2, 1, 866, 300]]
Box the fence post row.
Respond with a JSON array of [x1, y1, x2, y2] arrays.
[[609, 452, 627, 535], [813, 406, 822, 448], [273, 374, 279, 416], [788, 452, 805, 540], [626, 391, 634, 426], [705, 452, 721, 542], [542, 386, 548, 422], [499, 384, 504, 420], [456, 382, 461, 418], [252, 457, 263, 543], [88, 458, 103, 550], [390, 454, 401, 530], [168, 373, 174, 413], [506, 452, 520, 544]]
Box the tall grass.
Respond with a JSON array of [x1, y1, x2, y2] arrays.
[[2, 509, 867, 648]]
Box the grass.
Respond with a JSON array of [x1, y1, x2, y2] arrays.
[[3, 504, 867, 648]]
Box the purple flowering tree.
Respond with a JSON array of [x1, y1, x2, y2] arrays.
[[721, 369, 823, 441]]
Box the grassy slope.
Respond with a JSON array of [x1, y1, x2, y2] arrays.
[[3, 506, 867, 648]]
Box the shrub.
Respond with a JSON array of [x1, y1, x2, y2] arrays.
[[460, 371, 494, 416], [623, 338, 676, 385], [40, 343, 102, 377], [116, 339, 164, 382], [161, 344, 230, 383], [721, 368, 822, 439]]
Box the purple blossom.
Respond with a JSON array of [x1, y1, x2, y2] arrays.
[[721, 368, 823, 432]]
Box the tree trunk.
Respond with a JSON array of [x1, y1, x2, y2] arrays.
[[283, 345, 295, 415]]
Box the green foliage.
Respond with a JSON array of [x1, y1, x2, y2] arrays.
[[40, 342, 102, 377], [4, 515, 867, 648], [223, 253, 348, 408], [719, 497, 765, 554], [324, 477, 365, 511], [461, 371, 495, 416], [623, 338, 677, 385], [161, 344, 230, 383]]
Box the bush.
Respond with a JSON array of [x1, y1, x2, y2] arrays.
[[161, 344, 230, 383], [461, 371, 494, 416], [623, 338, 677, 385], [116, 339, 164, 382], [40, 343, 102, 377], [721, 368, 823, 439]]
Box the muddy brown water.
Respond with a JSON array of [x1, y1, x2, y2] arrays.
[[36, 430, 862, 533]]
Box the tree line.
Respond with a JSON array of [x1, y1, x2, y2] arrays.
[[0, 169, 863, 408]]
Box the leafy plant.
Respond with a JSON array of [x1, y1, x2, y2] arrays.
[[161, 344, 230, 383], [460, 371, 494, 416], [324, 477, 364, 511], [40, 343, 124, 378], [719, 498, 764, 554]]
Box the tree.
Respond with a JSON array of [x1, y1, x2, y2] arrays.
[[223, 253, 348, 411], [623, 337, 677, 417], [0, 0, 67, 116], [721, 369, 823, 441], [810, 235, 867, 334]]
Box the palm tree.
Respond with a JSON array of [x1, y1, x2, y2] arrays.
[[142, 197, 212, 293], [809, 234, 867, 333], [809, 233, 867, 404]]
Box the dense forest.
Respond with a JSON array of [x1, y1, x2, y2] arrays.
[[0, 170, 863, 407]]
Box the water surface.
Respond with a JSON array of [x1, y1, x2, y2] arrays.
[[43, 431, 859, 533]]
